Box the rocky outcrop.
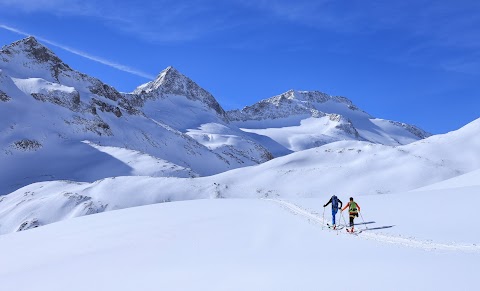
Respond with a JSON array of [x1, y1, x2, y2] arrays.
[[88, 81, 123, 102], [0, 90, 10, 102], [17, 218, 41, 232], [388, 121, 431, 139], [90, 98, 122, 118], [12, 139, 43, 151], [31, 90, 81, 111]]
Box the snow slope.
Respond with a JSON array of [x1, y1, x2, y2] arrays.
[[213, 117, 480, 197], [0, 193, 478, 291], [412, 167, 480, 191]]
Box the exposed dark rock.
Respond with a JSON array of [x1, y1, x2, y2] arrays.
[[89, 82, 123, 102], [335, 121, 360, 138], [65, 116, 113, 136], [63, 192, 92, 205], [388, 121, 431, 139], [17, 218, 41, 232], [12, 139, 42, 151], [31, 90, 81, 111], [0, 90, 10, 102], [118, 98, 142, 115], [90, 98, 123, 118], [94, 121, 112, 136]]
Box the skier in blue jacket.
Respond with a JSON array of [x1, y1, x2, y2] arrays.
[[323, 195, 343, 228]]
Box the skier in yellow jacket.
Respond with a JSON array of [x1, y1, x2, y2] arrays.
[[341, 197, 361, 232]]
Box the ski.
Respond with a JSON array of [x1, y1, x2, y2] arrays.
[[346, 228, 363, 234], [327, 224, 345, 230]]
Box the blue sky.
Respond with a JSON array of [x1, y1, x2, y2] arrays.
[[1, 0, 479, 134]]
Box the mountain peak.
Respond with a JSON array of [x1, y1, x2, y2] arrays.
[[133, 66, 227, 118], [164, 65, 177, 73], [3, 36, 62, 64], [1, 36, 72, 80], [18, 36, 39, 46]]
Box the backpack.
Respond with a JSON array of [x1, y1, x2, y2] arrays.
[[331, 195, 338, 209], [349, 201, 358, 213]]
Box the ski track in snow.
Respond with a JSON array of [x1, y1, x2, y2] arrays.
[[265, 198, 480, 254]]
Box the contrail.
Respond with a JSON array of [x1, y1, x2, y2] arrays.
[[0, 24, 155, 80]]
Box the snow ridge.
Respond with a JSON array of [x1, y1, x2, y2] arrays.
[[227, 90, 366, 121]]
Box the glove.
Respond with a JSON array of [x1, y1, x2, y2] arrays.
[[323, 204, 326, 207], [338, 207, 341, 210]]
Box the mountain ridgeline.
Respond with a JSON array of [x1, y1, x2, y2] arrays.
[[0, 36, 430, 195]]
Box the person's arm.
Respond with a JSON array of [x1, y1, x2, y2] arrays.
[[357, 204, 361, 212], [338, 199, 343, 209], [323, 198, 332, 207], [341, 202, 349, 211]]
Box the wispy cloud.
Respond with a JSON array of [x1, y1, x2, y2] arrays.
[[0, 24, 155, 79], [0, 0, 241, 43], [2, 0, 480, 76]]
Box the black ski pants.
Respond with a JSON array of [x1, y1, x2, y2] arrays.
[[349, 212, 358, 227]]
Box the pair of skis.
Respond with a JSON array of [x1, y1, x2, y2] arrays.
[[327, 223, 363, 234]]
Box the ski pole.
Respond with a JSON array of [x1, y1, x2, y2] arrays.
[[359, 211, 368, 230], [334, 210, 338, 234], [336, 209, 342, 234], [341, 210, 348, 228], [322, 206, 325, 230]]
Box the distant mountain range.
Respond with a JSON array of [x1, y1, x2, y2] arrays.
[[1, 36, 430, 196]]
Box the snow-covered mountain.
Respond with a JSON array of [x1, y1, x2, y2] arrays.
[[131, 66, 228, 123], [228, 90, 430, 151], [0, 37, 283, 195], [0, 37, 435, 197], [124, 66, 278, 165], [0, 117, 478, 234]]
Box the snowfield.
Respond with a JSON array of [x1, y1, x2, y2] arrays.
[[0, 182, 478, 291]]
